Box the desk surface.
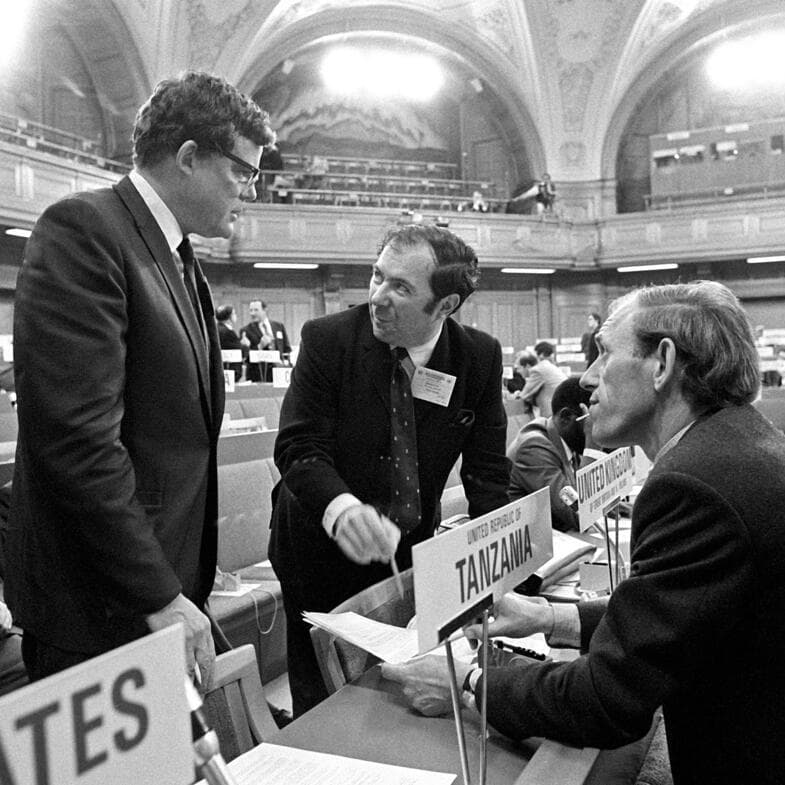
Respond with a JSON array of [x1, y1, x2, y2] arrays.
[[268, 666, 650, 785], [271, 667, 537, 783]]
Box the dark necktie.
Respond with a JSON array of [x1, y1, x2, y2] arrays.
[[177, 238, 206, 345], [388, 347, 421, 533]]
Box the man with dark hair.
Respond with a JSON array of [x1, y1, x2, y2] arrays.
[[242, 299, 291, 382], [7, 72, 274, 686], [520, 340, 567, 417], [508, 376, 591, 532], [385, 280, 785, 785], [270, 223, 510, 716]]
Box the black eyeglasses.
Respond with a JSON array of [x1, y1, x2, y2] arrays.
[[220, 149, 260, 189]]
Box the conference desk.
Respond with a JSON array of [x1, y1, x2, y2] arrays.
[[264, 666, 654, 785]]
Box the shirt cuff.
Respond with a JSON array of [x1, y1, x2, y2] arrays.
[[546, 602, 581, 648], [322, 493, 362, 538]]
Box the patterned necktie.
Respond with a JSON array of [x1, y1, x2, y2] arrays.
[[388, 347, 421, 533], [177, 237, 206, 345]]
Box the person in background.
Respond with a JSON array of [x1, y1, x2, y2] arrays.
[[507, 376, 591, 532], [216, 304, 244, 382], [6, 72, 273, 688], [535, 173, 556, 215], [269, 223, 510, 717], [506, 349, 536, 395], [242, 299, 292, 382], [383, 280, 785, 785], [520, 341, 567, 417], [581, 312, 601, 368]]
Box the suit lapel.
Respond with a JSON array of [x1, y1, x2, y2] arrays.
[[546, 419, 574, 482], [360, 312, 394, 413], [114, 177, 215, 429]]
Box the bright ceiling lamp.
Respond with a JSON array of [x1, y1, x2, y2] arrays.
[[500, 267, 556, 274], [0, 0, 32, 66], [5, 228, 31, 238], [321, 47, 444, 102], [747, 255, 785, 264], [707, 31, 785, 91], [617, 263, 678, 273], [253, 263, 319, 270]]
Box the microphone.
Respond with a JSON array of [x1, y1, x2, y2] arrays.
[[184, 678, 239, 785], [559, 485, 579, 512]]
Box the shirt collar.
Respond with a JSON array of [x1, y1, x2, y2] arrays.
[[402, 325, 444, 368], [653, 420, 696, 464], [128, 169, 183, 254]]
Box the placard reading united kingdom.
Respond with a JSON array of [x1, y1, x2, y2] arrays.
[[411, 490, 552, 652], [576, 446, 634, 530]]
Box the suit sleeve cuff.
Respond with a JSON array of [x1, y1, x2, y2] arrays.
[[546, 602, 581, 648], [323, 493, 362, 538]]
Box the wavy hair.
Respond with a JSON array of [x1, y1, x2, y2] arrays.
[[611, 281, 760, 409]]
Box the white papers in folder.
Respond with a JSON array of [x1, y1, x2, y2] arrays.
[[303, 611, 420, 663], [303, 611, 475, 663]]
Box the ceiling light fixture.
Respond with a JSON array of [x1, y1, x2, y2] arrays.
[[747, 255, 785, 264], [500, 267, 556, 274], [5, 228, 31, 238], [617, 263, 678, 273], [253, 263, 319, 270]]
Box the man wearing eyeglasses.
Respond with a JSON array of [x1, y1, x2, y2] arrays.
[[7, 72, 273, 688]]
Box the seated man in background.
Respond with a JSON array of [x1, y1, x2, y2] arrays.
[[507, 377, 590, 532], [384, 280, 785, 785], [520, 341, 567, 417]]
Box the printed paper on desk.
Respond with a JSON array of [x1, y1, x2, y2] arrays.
[[576, 447, 634, 530], [221, 743, 457, 785], [412, 490, 552, 652], [411, 367, 456, 407]]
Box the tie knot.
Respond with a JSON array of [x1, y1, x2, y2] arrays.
[[393, 347, 409, 363]]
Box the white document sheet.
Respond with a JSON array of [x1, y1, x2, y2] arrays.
[[304, 611, 420, 663], [226, 743, 457, 785]]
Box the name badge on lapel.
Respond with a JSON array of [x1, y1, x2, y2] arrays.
[[411, 367, 456, 407]]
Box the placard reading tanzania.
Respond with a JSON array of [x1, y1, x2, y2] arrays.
[[411, 490, 552, 652], [576, 446, 634, 530], [0, 626, 192, 785]]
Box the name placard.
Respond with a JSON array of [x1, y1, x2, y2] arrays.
[[272, 366, 291, 387], [258, 350, 281, 363], [412, 490, 552, 652], [0, 626, 192, 785], [576, 446, 634, 530], [221, 349, 242, 363]]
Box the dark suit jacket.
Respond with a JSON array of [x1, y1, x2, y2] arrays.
[[6, 176, 225, 654], [507, 417, 579, 532], [218, 322, 244, 381], [269, 305, 510, 613], [482, 404, 785, 785], [242, 318, 291, 382]]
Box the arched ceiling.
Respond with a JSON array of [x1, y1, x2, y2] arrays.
[[14, 0, 784, 208]]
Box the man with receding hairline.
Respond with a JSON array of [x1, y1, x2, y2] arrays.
[[270, 223, 510, 716], [385, 280, 785, 785]]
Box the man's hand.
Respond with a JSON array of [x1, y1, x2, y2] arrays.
[[382, 655, 473, 717], [333, 504, 401, 565], [146, 593, 215, 690], [240, 331, 250, 348], [465, 593, 553, 643]]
